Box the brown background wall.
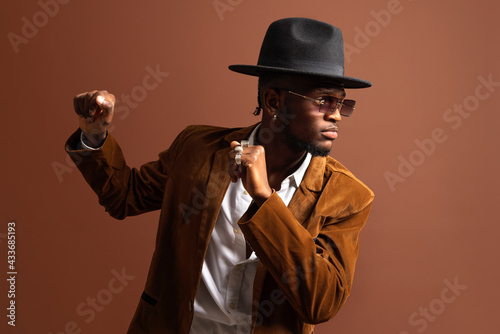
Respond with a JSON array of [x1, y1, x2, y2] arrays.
[[1, 0, 499, 333]]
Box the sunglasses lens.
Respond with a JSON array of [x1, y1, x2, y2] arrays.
[[320, 97, 341, 114], [340, 99, 355, 117]]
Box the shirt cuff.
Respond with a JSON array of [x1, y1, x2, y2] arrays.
[[80, 131, 107, 150]]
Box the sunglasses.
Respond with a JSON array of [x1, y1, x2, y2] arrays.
[[276, 89, 356, 117]]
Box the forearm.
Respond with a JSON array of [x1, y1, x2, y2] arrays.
[[65, 129, 166, 219]]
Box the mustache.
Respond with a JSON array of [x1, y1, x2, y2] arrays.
[[322, 124, 339, 132]]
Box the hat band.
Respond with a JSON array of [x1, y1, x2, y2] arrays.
[[257, 57, 344, 76]]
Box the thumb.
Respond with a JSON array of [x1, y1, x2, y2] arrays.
[[94, 94, 114, 120], [96, 95, 113, 110]]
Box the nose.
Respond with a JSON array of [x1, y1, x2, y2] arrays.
[[325, 108, 341, 122]]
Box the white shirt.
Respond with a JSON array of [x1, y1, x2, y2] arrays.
[[189, 125, 312, 334]]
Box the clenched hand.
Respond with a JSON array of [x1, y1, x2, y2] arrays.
[[73, 90, 115, 147], [228, 141, 273, 206]]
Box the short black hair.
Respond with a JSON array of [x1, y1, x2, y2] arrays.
[[254, 74, 281, 116]]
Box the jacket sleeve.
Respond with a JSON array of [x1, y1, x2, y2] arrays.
[[238, 184, 374, 324], [65, 129, 181, 219]]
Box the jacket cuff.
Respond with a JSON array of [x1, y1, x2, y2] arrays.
[[64, 129, 127, 176], [237, 190, 310, 254]]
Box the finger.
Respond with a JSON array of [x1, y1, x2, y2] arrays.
[[100, 90, 116, 104], [229, 141, 244, 167], [227, 159, 242, 182], [73, 92, 90, 117], [230, 162, 241, 172], [228, 142, 255, 177], [230, 141, 241, 150], [96, 91, 113, 110], [92, 95, 106, 120], [240, 146, 264, 169], [89, 90, 110, 119], [84, 90, 98, 118], [96, 91, 115, 120]]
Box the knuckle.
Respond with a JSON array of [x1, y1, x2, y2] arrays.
[[98, 90, 108, 98]]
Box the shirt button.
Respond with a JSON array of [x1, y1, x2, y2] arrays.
[[235, 264, 242, 270], [244, 190, 249, 195], [233, 228, 239, 234], [188, 300, 193, 312], [230, 303, 236, 309]]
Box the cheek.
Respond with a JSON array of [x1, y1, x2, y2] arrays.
[[296, 109, 322, 125], [284, 104, 322, 134], [289, 114, 321, 138]]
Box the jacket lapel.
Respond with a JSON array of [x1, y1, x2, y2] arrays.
[[196, 124, 260, 258], [287, 155, 325, 224]]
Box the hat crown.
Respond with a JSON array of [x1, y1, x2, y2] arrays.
[[257, 18, 345, 77], [228, 17, 371, 88]]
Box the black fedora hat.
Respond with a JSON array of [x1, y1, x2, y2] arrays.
[[229, 17, 372, 89]]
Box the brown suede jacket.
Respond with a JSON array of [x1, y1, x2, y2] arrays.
[[65, 123, 374, 334]]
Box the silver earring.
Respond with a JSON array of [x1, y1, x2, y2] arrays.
[[273, 113, 277, 121]]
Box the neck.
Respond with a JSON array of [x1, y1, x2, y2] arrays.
[[256, 125, 307, 189]]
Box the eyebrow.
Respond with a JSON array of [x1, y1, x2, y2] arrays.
[[316, 89, 346, 98]]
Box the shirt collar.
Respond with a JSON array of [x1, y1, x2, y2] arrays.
[[288, 152, 312, 188], [247, 124, 312, 189], [248, 124, 259, 146]]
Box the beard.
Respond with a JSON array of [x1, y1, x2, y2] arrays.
[[282, 122, 332, 157]]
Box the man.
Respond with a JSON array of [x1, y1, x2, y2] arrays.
[[66, 17, 374, 334]]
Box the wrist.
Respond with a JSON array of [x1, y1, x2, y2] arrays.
[[253, 188, 273, 207], [81, 131, 107, 149]]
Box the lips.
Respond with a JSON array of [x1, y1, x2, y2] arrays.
[[321, 126, 339, 139]]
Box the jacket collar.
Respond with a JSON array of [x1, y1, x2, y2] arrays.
[[224, 123, 261, 144]]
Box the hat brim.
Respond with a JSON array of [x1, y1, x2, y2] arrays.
[[228, 64, 372, 89]]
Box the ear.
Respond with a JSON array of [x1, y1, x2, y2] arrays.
[[262, 88, 281, 115]]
